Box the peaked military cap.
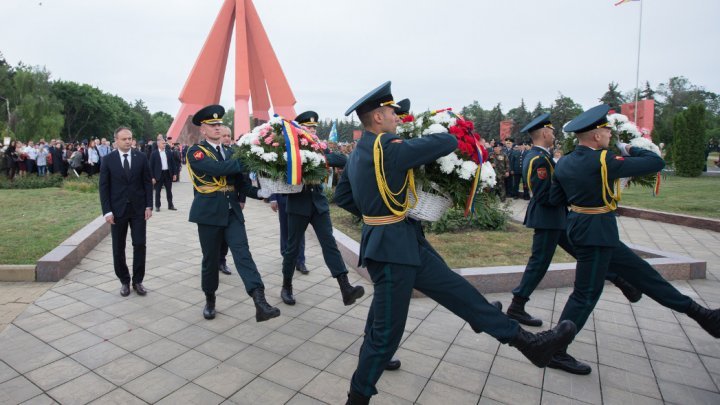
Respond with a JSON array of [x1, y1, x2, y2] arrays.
[[396, 98, 411, 117], [344, 81, 400, 116], [520, 113, 553, 133], [295, 111, 319, 127], [192, 104, 225, 126], [564, 104, 611, 133]]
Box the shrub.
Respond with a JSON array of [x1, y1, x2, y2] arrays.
[[0, 173, 64, 189], [426, 193, 508, 234], [63, 176, 99, 193], [673, 103, 707, 177]]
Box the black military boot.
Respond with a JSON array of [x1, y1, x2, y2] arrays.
[[611, 276, 642, 303], [281, 278, 296, 306], [507, 295, 543, 327], [346, 390, 370, 405], [385, 356, 401, 371], [548, 349, 592, 375], [203, 295, 216, 320], [251, 288, 280, 322], [337, 273, 365, 306], [508, 320, 576, 367], [686, 301, 720, 338]]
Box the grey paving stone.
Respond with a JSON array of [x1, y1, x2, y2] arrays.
[[286, 393, 326, 405], [401, 333, 451, 359], [156, 382, 224, 405], [223, 321, 273, 345], [297, 371, 350, 404], [652, 359, 718, 391], [94, 354, 156, 386], [309, 326, 358, 352], [225, 345, 282, 375], [324, 352, 358, 380], [49, 330, 105, 355], [123, 367, 187, 404], [141, 315, 190, 337], [453, 329, 500, 354], [49, 301, 95, 319], [598, 364, 662, 399], [19, 393, 58, 405], [288, 340, 341, 370], [109, 327, 162, 352], [543, 367, 602, 404], [254, 331, 306, 357], [0, 326, 65, 374], [87, 388, 146, 405], [0, 360, 19, 384], [597, 347, 655, 378], [0, 376, 43, 404], [67, 309, 115, 329], [25, 357, 89, 391], [134, 339, 190, 366], [417, 380, 479, 405], [261, 358, 321, 391], [657, 379, 720, 405], [161, 349, 220, 381], [70, 341, 128, 370], [228, 377, 295, 405], [540, 391, 593, 405], [47, 372, 115, 405], [86, 318, 136, 340], [193, 363, 255, 398], [432, 360, 487, 394], [601, 386, 664, 405], [194, 334, 248, 361], [375, 369, 428, 402], [482, 374, 541, 405], [489, 355, 543, 389], [167, 324, 218, 348]]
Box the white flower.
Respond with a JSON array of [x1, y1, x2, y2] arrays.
[[480, 161, 497, 188], [238, 132, 258, 146], [268, 116, 283, 125], [630, 137, 661, 156], [250, 145, 265, 156], [299, 149, 326, 166], [261, 152, 278, 162], [608, 113, 629, 126], [423, 123, 448, 135], [457, 160, 478, 180], [436, 153, 460, 174], [431, 111, 456, 127]]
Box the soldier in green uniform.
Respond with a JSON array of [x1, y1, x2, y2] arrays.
[[507, 113, 641, 328], [549, 104, 720, 375], [491, 145, 509, 200], [336, 82, 577, 404], [186, 105, 280, 322], [279, 110, 365, 307]]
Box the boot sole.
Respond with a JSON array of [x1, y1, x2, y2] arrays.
[[507, 312, 543, 327], [547, 360, 593, 375], [342, 287, 365, 306], [282, 298, 296, 305], [256, 310, 281, 322]]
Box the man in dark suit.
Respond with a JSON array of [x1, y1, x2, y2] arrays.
[[278, 110, 365, 307], [99, 126, 153, 297], [186, 105, 279, 322], [507, 113, 641, 328], [171, 143, 182, 182], [549, 104, 720, 375], [335, 82, 576, 404], [149, 137, 177, 212]]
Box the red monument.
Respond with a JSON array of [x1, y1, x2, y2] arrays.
[[166, 0, 297, 144]]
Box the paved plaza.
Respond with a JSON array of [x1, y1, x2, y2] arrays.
[[1, 179, 719, 404]]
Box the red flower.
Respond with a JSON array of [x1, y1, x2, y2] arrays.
[[401, 114, 415, 123]]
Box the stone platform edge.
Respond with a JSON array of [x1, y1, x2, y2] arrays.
[[617, 206, 720, 232], [333, 228, 706, 295], [31, 215, 110, 282]]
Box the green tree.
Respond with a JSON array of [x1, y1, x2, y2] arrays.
[[600, 81, 626, 112], [152, 111, 174, 136], [673, 103, 706, 177], [640, 81, 655, 100], [222, 108, 235, 132], [550, 93, 583, 139], [506, 99, 532, 141], [53, 81, 113, 140], [10, 65, 64, 141]]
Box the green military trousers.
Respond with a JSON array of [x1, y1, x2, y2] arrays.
[[281, 209, 347, 280], [559, 242, 692, 332], [351, 239, 520, 397], [197, 211, 264, 297]]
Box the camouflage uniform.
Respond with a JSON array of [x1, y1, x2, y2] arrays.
[[492, 151, 509, 200]]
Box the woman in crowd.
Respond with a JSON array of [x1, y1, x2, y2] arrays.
[[36, 145, 49, 176], [86, 139, 100, 177], [4, 140, 17, 179]]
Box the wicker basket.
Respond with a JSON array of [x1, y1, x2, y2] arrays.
[[408, 187, 453, 222], [257, 176, 303, 194]]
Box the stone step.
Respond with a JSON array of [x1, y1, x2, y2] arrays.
[[0, 265, 36, 282]]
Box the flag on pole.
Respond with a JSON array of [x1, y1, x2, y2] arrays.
[[615, 0, 639, 6], [328, 121, 338, 143]]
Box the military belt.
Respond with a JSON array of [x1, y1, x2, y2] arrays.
[[569, 204, 613, 214], [362, 214, 406, 226], [196, 185, 235, 193]]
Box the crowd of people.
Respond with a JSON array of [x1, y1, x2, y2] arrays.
[[1, 136, 187, 181]]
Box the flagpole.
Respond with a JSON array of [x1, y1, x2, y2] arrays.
[[633, 0, 643, 123]]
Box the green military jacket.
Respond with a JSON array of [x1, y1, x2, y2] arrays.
[[186, 140, 260, 226], [550, 145, 664, 247], [335, 130, 457, 266], [522, 146, 567, 230]]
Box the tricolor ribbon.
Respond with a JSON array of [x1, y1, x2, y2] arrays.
[[464, 141, 483, 217], [653, 172, 661, 196], [278, 117, 303, 185]]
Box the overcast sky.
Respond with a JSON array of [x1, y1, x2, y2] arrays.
[[1, 0, 719, 122]]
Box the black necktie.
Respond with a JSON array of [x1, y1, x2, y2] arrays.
[[216, 145, 224, 161], [123, 153, 130, 177]]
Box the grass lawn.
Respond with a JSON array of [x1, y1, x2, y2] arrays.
[[620, 175, 719, 219], [0, 188, 101, 264], [330, 206, 574, 268]]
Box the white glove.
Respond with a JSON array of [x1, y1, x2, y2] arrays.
[[257, 188, 271, 199], [616, 142, 631, 156]]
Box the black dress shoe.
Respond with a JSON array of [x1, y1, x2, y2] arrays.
[[203, 295, 216, 320], [346, 390, 370, 405], [295, 263, 309, 275], [218, 263, 232, 275], [132, 283, 147, 296], [509, 320, 576, 368], [385, 357, 401, 371], [548, 351, 592, 375], [120, 284, 130, 297], [155, 207, 160, 212], [168, 206, 177, 211]]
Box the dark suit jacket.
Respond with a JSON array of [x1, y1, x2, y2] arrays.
[[149, 147, 177, 180], [522, 146, 567, 230], [99, 149, 153, 218], [335, 131, 456, 266]]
